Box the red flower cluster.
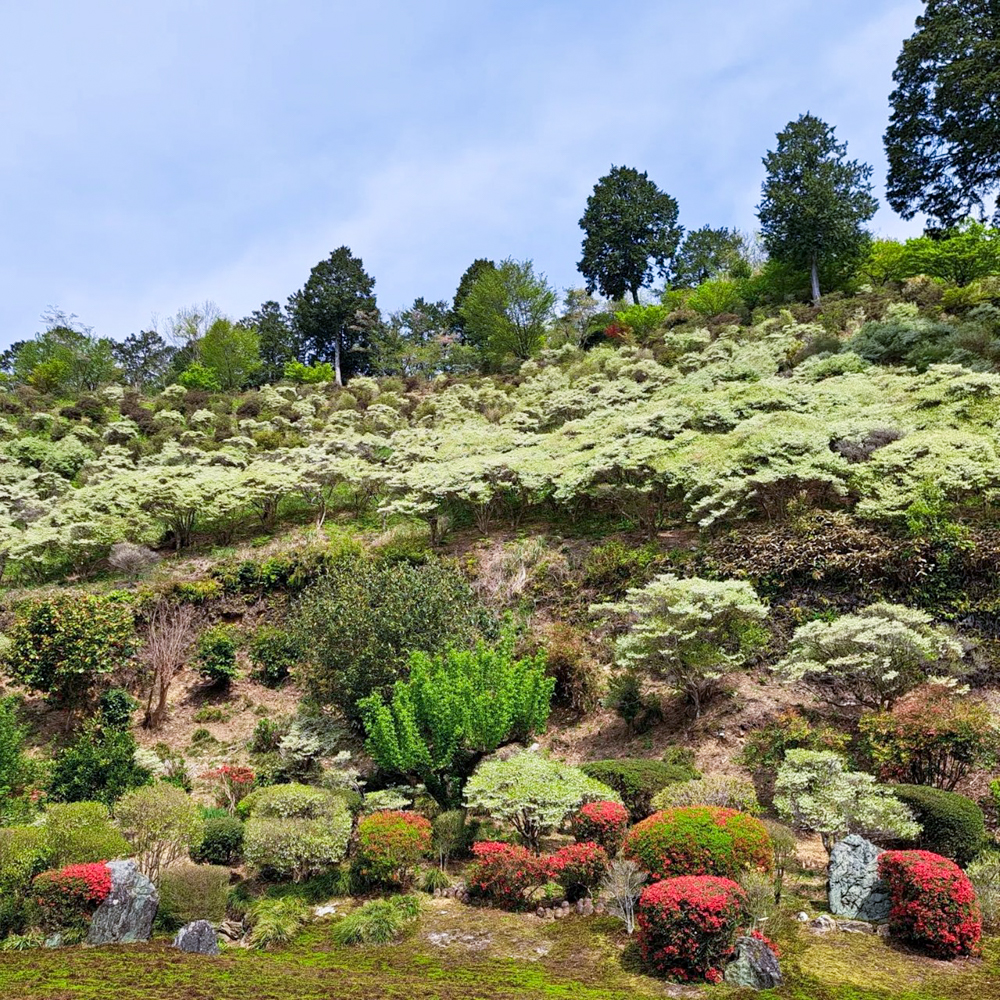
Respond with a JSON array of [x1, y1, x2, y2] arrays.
[[636, 875, 747, 982], [32, 863, 113, 930], [466, 842, 550, 910], [572, 801, 629, 856], [202, 764, 256, 813], [623, 806, 773, 881], [549, 841, 610, 901], [878, 850, 981, 958], [354, 810, 432, 889]]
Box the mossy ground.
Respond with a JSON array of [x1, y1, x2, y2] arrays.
[[1, 900, 996, 1000]]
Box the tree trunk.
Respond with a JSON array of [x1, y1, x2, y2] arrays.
[[810, 257, 821, 306], [334, 327, 343, 386], [631, 286, 641, 305]]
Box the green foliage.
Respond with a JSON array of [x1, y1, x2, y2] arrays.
[[577, 165, 681, 303], [196, 625, 239, 687], [671, 226, 748, 289], [4, 593, 137, 709], [0, 826, 50, 899], [360, 643, 554, 807], [294, 556, 490, 724], [0, 697, 32, 819], [686, 278, 745, 317], [245, 896, 310, 950], [431, 810, 466, 869], [776, 603, 965, 710], [602, 672, 662, 735], [115, 783, 204, 883], [966, 851, 1000, 932], [738, 710, 850, 773], [191, 814, 244, 865], [891, 785, 986, 866], [650, 775, 760, 815], [353, 811, 432, 890], [248, 626, 302, 687], [158, 863, 230, 928], [593, 574, 769, 717], [48, 720, 152, 806], [97, 687, 138, 730], [330, 894, 421, 946], [44, 802, 129, 867], [464, 751, 618, 852], [581, 756, 700, 821], [774, 749, 921, 853], [762, 819, 797, 903], [198, 318, 261, 391], [176, 363, 222, 392], [283, 360, 334, 384]]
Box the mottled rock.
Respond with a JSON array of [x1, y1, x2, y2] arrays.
[[172, 920, 220, 956], [724, 935, 782, 990], [828, 835, 890, 923], [838, 919, 876, 934], [218, 919, 243, 941], [809, 914, 838, 933], [86, 861, 158, 945]]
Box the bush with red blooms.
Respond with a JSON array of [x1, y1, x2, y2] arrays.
[[202, 764, 256, 814], [466, 841, 550, 910], [636, 875, 747, 982], [32, 862, 113, 930], [878, 850, 982, 958], [572, 801, 630, 856], [623, 806, 772, 881], [549, 841, 610, 901], [353, 811, 432, 889]]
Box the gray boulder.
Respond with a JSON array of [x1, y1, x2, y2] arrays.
[[828, 835, 890, 923], [173, 920, 220, 956], [724, 934, 782, 990], [86, 860, 158, 945]]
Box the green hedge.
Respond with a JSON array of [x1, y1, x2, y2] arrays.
[[581, 752, 700, 821], [891, 785, 986, 866], [158, 863, 230, 928]]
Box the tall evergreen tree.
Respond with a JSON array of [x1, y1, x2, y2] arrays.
[[287, 247, 378, 385], [578, 165, 682, 304], [450, 258, 496, 339], [885, 0, 1000, 230], [113, 331, 176, 391], [757, 114, 878, 305], [671, 226, 749, 288], [244, 301, 298, 384]]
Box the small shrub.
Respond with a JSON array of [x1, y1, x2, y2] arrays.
[[601, 857, 648, 934], [603, 672, 663, 735], [331, 894, 421, 945], [549, 841, 609, 900], [465, 841, 549, 910], [49, 720, 152, 806], [196, 625, 239, 687], [201, 764, 256, 814], [571, 801, 630, 856], [97, 687, 138, 729], [248, 627, 302, 687], [651, 775, 760, 815], [879, 850, 981, 958], [30, 862, 112, 931], [891, 785, 986, 866], [246, 896, 310, 950], [762, 820, 797, 902], [114, 783, 204, 883], [422, 867, 451, 893], [108, 543, 160, 578], [0, 826, 50, 903], [191, 815, 244, 866], [623, 806, 772, 881], [967, 852, 1000, 933], [636, 875, 747, 982], [249, 718, 285, 753], [354, 811, 432, 890], [158, 863, 230, 927], [240, 782, 345, 820], [581, 757, 699, 821], [44, 802, 129, 867], [432, 809, 466, 869]]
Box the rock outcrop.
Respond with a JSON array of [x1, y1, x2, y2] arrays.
[[828, 834, 890, 923], [86, 860, 158, 945]]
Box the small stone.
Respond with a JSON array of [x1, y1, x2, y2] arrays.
[[724, 935, 782, 990], [553, 907, 565, 919], [838, 920, 876, 934], [218, 920, 243, 940], [536, 906, 547, 918], [809, 915, 838, 933], [876, 923, 891, 939], [795, 911, 810, 923], [172, 920, 220, 956]]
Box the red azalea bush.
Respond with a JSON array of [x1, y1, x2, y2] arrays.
[[354, 810, 432, 889], [572, 801, 630, 856], [466, 841, 549, 910], [636, 875, 747, 981], [878, 850, 981, 958], [202, 764, 256, 813], [32, 862, 113, 930], [549, 841, 610, 901], [623, 806, 772, 881]]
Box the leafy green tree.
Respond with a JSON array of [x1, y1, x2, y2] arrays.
[[197, 318, 261, 391], [758, 114, 878, 304], [774, 749, 921, 853], [578, 165, 682, 303], [112, 331, 176, 391], [885, 0, 1000, 229], [464, 751, 617, 852], [593, 575, 769, 717], [450, 258, 496, 337], [48, 719, 152, 806], [115, 783, 204, 882], [11, 314, 119, 393], [901, 220, 1000, 286], [245, 301, 298, 383], [459, 258, 555, 361], [360, 643, 555, 807], [374, 298, 456, 376], [671, 226, 748, 288], [287, 246, 378, 384]]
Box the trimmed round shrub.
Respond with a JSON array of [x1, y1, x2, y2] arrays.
[[879, 850, 981, 958], [465, 841, 549, 910], [636, 875, 747, 982], [239, 782, 345, 820], [158, 863, 230, 927], [623, 806, 773, 880], [0, 826, 50, 900], [581, 756, 699, 821], [43, 802, 130, 867], [550, 841, 609, 901], [244, 814, 351, 882], [572, 801, 630, 856], [353, 811, 432, 890], [651, 775, 760, 815], [191, 815, 244, 866], [891, 785, 986, 866], [30, 862, 112, 931]]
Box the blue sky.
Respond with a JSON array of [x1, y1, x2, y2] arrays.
[[0, 0, 925, 350]]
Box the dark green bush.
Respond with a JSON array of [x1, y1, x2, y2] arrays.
[[248, 627, 302, 687], [196, 626, 239, 687], [97, 687, 138, 729], [191, 815, 244, 866], [581, 755, 700, 821], [158, 863, 230, 928], [48, 720, 152, 806], [0, 697, 32, 821], [891, 785, 986, 866]]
